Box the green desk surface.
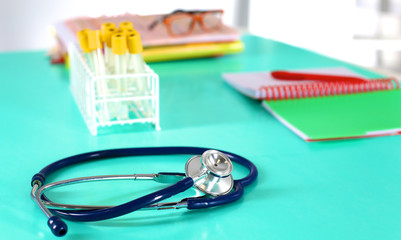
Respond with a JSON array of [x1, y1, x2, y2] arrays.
[[1, 35, 400, 239]]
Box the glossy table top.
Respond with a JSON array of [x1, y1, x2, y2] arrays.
[[0, 35, 400, 239]]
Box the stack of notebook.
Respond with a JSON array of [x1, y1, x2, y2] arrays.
[[50, 12, 243, 63], [223, 67, 401, 141]]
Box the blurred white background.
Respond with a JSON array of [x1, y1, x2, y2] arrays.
[[1, 0, 401, 72]]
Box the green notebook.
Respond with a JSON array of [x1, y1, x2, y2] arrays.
[[223, 67, 401, 141], [263, 90, 401, 141]]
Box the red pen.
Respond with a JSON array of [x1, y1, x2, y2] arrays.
[[271, 70, 368, 83]]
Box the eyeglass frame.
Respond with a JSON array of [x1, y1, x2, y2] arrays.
[[148, 9, 224, 36]]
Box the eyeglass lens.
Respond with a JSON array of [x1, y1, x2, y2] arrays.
[[170, 14, 193, 35], [169, 11, 222, 35], [202, 11, 222, 30]]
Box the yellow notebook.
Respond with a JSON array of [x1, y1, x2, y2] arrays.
[[143, 41, 244, 62]]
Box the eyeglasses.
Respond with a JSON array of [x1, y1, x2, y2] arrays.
[[148, 9, 224, 37]]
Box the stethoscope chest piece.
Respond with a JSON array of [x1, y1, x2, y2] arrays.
[[185, 150, 234, 196]]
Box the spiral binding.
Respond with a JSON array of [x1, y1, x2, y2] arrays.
[[259, 78, 400, 101]]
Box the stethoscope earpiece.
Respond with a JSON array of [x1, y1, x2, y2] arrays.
[[185, 150, 234, 196]]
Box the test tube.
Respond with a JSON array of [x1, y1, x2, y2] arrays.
[[127, 31, 152, 118], [101, 23, 116, 70], [77, 29, 93, 70], [111, 33, 128, 80], [111, 32, 129, 120], [88, 30, 110, 121], [87, 30, 107, 92], [127, 30, 147, 93], [102, 27, 117, 72], [127, 30, 146, 74]]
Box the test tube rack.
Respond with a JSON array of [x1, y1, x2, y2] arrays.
[[68, 43, 160, 135]]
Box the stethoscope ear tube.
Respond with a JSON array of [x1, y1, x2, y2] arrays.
[[43, 177, 195, 222]]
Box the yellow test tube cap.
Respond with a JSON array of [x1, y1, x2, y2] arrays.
[[123, 28, 135, 34], [103, 27, 117, 48], [101, 22, 116, 41], [119, 21, 134, 30], [101, 22, 116, 31], [87, 30, 103, 50], [111, 33, 127, 55], [77, 29, 90, 53], [127, 31, 143, 54]]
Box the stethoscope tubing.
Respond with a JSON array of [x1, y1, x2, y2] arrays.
[[32, 147, 257, 188], [31, 147, 257, 230]]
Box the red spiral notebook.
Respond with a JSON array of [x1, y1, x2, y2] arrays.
[[222, 67, 399, 100], [223, 67, 401, 141]]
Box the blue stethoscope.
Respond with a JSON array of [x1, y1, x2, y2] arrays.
[[31, 147, 258, 237]]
